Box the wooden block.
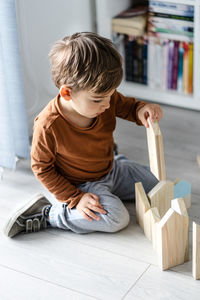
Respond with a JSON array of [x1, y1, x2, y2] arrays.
[[174, 179, 191, 208], [146, 117, 166, 181], [144, 207, 160, 242], [171, 198, 188, 216], [135, 182, 150, 230], [193, 222, 200, 280], [148, 180, 174, 218], [184, 194, 191, 209], [171, 198, 189, 262], [157, 198, 189, 270]]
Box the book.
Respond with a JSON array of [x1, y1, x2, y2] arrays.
[[148, 37, 157, 88], [172, 41, 179, 90], [177, 42, 184, 93], [155, 41, 162, 87], [168, 41, 174, 89], [137, 37, 143, 83], [124, 37, 134, 81], [151, 28, 193, 38], [149, 1, 194, 17], [183, 42, 189, 94], [188, 43, 193, 94], [132, 39, 139, 82], [112, 24, 145, 36], [148, 11, 194, 22], [149, 0, 194, 12], [148, 16, 194, 28], [114, 5, 148, 18], [161, 40, 169, 90], [148, 31, 193, 42], [112, 15, 147, 30], [142, 37, 148, 84]]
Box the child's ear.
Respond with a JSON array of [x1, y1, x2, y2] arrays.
[[59, 85, 71, 100]]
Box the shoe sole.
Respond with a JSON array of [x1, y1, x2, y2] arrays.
[[3, 193, 49, 237]]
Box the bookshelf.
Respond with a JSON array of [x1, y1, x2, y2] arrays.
[[96, 0, 200, 110]]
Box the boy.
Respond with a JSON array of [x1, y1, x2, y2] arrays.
[[4, 32, 162, 238]]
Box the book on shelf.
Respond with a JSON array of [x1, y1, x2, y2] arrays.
[[168, 41, 174, 89], [183, 42, 189, 94], [149, 1, 194, 17], [148, 16, 194, 28], [161, 40, 169, 90], [112, 25, 145, 37], [188, 43, 193, 94], [112, 1, 194, 95], [124, 36, 148, 85], [147, 37, 193, 94], [150, 27, 193, 38], [147, 32, 193, 42], [148, 11, 194, 22], [177, 42, 184, 93], [113, 5, 148, 18], [112, 6, 147, 37], [172, 41, 179, 90], [112, 15, 147, 30], [148, 1, 194, 41]]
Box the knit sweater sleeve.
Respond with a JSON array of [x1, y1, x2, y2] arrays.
[[114, 90, 147, 125], [31, 124, 85, 209]]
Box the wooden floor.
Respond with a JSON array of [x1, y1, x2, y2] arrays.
[[0, 104, 200, 299]]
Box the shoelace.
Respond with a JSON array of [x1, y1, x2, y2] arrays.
[[16, 205, 49, 233]]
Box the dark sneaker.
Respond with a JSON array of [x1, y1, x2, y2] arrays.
[[3, 194, 52, 238]]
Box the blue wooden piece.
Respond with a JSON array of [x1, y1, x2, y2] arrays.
[[174, 180, 191, 198]]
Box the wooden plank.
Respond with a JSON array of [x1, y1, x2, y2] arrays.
[[193, 222, 200, 280], [148, 180, 174, 218], [171, 198, 189, 262], [144, 207, 160, 242], [157, 198, 189, 270], [146, 117, 166, 181], [135, 182, 150, 230]]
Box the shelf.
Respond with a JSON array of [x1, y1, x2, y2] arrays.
[[96, 0, 200, 110], [118, 81, 200, 110], [154, 0, 196, 6]]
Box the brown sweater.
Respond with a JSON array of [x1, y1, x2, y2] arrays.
[[31, 90, 146, 208]]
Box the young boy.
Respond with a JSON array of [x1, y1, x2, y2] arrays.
[[4, 32, 162, 238]]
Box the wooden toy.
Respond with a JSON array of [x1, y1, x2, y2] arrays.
[[143, 207, 160, 242], [135, 182, 150, 230], [174, 179, 191, 208], [157, 198, 189, 270], [193, 222, 200, 280], [135, 181, 189, 271], [148, 180, 174, 218], [146, 117, 166, 181]]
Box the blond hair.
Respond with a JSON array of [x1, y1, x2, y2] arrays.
[[49, 32, 123, 93]]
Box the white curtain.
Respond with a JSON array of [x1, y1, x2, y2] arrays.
[[0, 0, 30, 170]]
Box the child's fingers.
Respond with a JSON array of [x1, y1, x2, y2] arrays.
[[140, 113, 149, 128], [84, 208, 100, 221], [81, 210, 93, 221], [88, 203, 106, 214], [90, 193, 99, 201]]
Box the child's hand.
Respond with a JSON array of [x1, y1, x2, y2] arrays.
[[76, 193, 107, 221], [138, 103, 163, 128]]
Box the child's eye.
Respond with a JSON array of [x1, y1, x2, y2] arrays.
[[93, 100, 102, 103]]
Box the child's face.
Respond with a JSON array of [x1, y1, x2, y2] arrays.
[[70, 89, 115, 119]]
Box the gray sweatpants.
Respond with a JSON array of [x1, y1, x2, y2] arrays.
[[48, 155, 158, 234]]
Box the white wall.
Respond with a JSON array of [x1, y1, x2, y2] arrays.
[[15, 0, 95, 135]]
